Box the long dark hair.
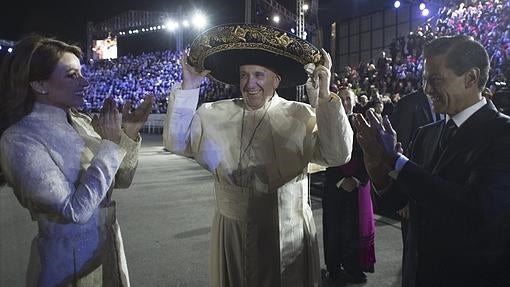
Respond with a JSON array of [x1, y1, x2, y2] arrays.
[[0, 34, 82, 185]]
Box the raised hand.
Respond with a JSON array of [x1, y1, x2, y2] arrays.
[[121, 95, 155, 140], [91, 97, 121, 144], [354, 110, 399, 189], [181, 49, 210, 90], [304, 63, 319, 108], [310, 48, 333, 99]]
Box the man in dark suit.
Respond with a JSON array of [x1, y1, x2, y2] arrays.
[[355, 35, 510, 287], [390, 89, 438, 151], [389, 89, 442, 268], [493, 86, 510, 116]]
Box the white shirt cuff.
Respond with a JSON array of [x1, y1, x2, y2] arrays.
[[388, 153, 409, 180], [395, 154, 409, 171]]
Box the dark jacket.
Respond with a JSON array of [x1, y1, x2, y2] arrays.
[[384, 101, 510, 287], [390, 90, 435, 152]]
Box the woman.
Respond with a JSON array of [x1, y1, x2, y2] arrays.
[[0, 35, 153, 286]]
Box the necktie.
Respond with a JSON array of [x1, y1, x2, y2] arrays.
[[439, 119, 457, 151]]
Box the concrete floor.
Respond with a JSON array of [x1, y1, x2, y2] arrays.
[[0, 134, 403, 287]]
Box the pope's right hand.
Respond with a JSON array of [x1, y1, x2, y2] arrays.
[[181, 50, 210, 90]]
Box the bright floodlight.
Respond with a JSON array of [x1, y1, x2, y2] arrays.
[[422, 8, 429, 16], [291, 28, 295, 33], [192, 12, 207, 29], [8, 47, 13, 53], [166, 20, 179, 31], [272, 15, 280, 23], [394, 1, 401, 8], [303, 4, 309, 11], [419, 3, 426, 10], [182, 20, 190, 28]]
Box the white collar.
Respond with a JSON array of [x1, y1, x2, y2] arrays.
[[447, 97, 487, 127], [32, 102, 68, 120]]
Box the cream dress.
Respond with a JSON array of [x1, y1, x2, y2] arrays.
[[0, 103, 140, 286], [163, 85, 353, 287]]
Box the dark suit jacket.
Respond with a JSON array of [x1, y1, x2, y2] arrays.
[[390, 90, 435, 152], [384, 101, 510, 287]]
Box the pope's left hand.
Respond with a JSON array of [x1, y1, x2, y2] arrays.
[[122, 94, 155, 140], [304, 63, 319, 108], [310, 48, 333, 99]]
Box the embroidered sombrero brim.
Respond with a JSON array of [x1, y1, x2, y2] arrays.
[[188, 23, 323, 88]]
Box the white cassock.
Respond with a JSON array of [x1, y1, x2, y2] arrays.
[[163, 85, 353, 287]]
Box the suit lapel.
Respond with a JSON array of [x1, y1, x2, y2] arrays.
[[432, 101, 499, 173], [419, 92, 434, 123]]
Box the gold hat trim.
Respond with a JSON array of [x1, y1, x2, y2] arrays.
[[189, 24, 323, 72]]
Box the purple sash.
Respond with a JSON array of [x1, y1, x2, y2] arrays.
[[358, 180, 375, 272], [339, 158, 376, 272]]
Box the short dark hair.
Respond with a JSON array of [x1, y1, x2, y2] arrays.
[[423, 35, 489, 90]]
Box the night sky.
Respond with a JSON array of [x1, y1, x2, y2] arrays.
[[1, 0, 388, 46], [1, 0, 237, 44]]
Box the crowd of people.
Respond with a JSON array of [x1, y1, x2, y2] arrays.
[[81, 49, 237, 113], [77, 0, 509, 117], [332, 0, 509, 115]]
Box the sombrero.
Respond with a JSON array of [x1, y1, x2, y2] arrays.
[[188, 23, 323, 88]]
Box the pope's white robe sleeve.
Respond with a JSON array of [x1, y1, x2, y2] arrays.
[[311, 95, 353, 166], [163, 85, 200, 156]]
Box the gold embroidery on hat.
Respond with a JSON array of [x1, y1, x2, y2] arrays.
[[189, 24, 321, 69]]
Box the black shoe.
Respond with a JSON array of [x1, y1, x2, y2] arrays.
[[344, 269, 367, 284], [321, 269, 342, 286]]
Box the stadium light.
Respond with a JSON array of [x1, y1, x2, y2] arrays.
[[419, 3, 426, 11], [272, 15, 280, 24], [303, 4, 309, 11], [192, 12, 207, 29], [8, 47, 13, 53], [182, 20, 190, 28], [291, 28, 295, 33], [422, 8, 429, 16], [166, 20, 179, 31], [394, 1, 401, 8]]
